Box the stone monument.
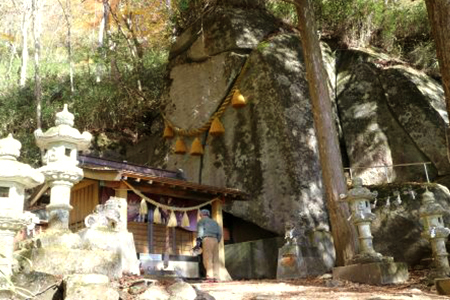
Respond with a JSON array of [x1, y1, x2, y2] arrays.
[[276, 221, 329, 279], [419, 189, 450, 277], [417, 189, 450, 295], [34, 104, 91, 233], [333, 178, 409, 284], [25, 104, 122, 279], [78, 197, 140, 275], [0, 134, 44, 284]]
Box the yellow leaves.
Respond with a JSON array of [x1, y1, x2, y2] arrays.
[[0, 33, 15, 43], [117, 1, 171, 47]]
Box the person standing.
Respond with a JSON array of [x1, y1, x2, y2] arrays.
[[197, 209, 222, 282]]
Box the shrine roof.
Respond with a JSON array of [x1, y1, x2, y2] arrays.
[[79, 155, 248, 201]]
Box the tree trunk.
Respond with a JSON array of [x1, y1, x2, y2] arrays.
[[58, 0, 75, 93], [6, 41, 18, 83], [96, 0, 110, 83], [293, 0, 358, 266], [424, 1, 450, 161], [32, 0, 42, 129], [19, 0, 31, 87]]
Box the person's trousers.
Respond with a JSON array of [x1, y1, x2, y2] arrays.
[[202, 237, 219, 279]]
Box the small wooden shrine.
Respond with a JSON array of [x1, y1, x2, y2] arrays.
[[29, 155, 247, 278]]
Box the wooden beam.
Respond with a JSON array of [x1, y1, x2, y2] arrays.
[[28, 183, 49, 207], [83, 169, 122, 181], [114, 181, 128, 230], [72, 179, 97, 192], [102, 181, 122, 189], [135, 185, 215, 202], [212, 200, 232, 281]]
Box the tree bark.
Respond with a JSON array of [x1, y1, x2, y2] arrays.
[[67, 0, 74, 93], [291, 0, 358, 266], [96, 0, 110, 82], [19, 0, 31, 87], [424, 1, 450, 161], [58, 0, 75, 93], [32, 0, 42, 129]]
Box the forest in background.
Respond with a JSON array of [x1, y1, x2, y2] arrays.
[[0, 0, 437, 165]]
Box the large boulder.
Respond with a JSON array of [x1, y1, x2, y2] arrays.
[[128, 6, 331, 237], [336, 49, 448, 184], [126, 4, 450, 270], [169, 6, 278, 60], [63, 274, 119, 300], [369, 183, 450, 266]]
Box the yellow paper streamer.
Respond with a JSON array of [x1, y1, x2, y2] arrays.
[[139, 198, 148, 216], [181, 212, 190, 227], [153, 207, 162, 224], [167, 210, 178, 227], [197, 209, 202, 222]]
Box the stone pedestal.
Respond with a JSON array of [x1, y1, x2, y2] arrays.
[[333, 262, 409, 285], [0, 229, 17, 279], [33, 229, 82, 249], [26, 248, 122, 279], [435, 278, 450, 295], [276, 244, 328, 279], [78, 228, 140, 275]]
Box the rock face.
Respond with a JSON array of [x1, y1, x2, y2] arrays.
[[129, 5, 331, 237], [126, 3, 450, 267], [64, 274, 119, 300], [336, 50, 448, 184], [369, 184, 450, 266]]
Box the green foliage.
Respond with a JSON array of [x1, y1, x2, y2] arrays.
[[265, 1, 296, 25], [406, 41, 439, 77], [0, 35, 169, 166], [266, 0, 435, 76], [171, 0, 207, 32]]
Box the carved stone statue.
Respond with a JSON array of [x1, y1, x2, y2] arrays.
[[284, 221, 307, 246], [85, 197, 124, 232]]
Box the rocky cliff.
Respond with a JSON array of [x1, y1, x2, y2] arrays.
[[126, 3, 450, 264]]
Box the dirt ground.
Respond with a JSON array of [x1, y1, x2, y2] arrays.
[[121, 270, 449, 299], [190, 270, 449, 300]]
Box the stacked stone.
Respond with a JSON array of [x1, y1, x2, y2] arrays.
[[419, 189, 450, 277], [34, 104, 92, 231], [0, 134, 44, 280], [333, 177, 408, 285]]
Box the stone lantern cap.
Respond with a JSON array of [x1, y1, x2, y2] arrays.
[[419, 189, 445, 217], [344, 178, 377, 201], [34, 104, 92, 151], [0, 134, 44, 188]]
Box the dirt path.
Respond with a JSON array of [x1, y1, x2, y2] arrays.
[[195, 281, 446, 300], [193, 272, 448, 300]]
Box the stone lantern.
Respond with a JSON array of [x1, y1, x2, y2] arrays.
[[333, 177, 408, 285], [34, 104, 92, 231], [0, 134, 44, 278], [344, 177, 382, 263], [419, 189, 450, 277]]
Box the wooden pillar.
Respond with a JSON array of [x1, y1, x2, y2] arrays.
[[172, 227, 177, 254], [147, 206, 154, 253], [212, 199, 232, 281], [114, 182, 128, 230]]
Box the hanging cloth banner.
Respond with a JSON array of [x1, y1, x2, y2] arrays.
[[122, 180, 219, 227]]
